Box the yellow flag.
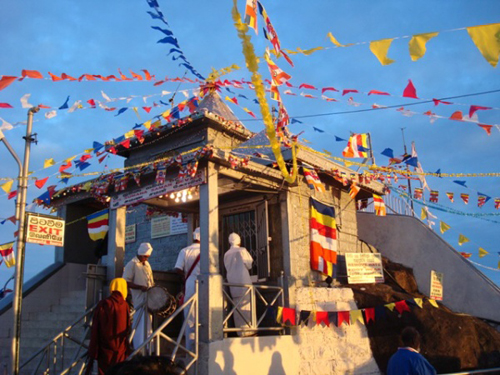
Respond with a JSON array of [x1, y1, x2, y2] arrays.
[[498, 261, 500, 270], [64, 155, 76, 163], [369, 39, 396, 65], [440, 221, 451, 234], [151, 120, 161, 130], [428, 299, 439, 308], [327, 32, 347, 47], [124, 130, 135, 139], [409, 32, 439, 61], [350, 309, 365, 325], [296, 47, 324, 56], [44, 158, 56, 168], [421, 208, 427, 220], [385, 303, 395, 311], [413, 298, 423, 308], [82, 181, 92, 191], [478, 248, 488, 258], [466, 23, 500, 67], [276, 306, 283, 324], [0, 180, 14, 193], [132, 107, 141, 120], [458, 234, 469, 246], [302, 138, 311, 144], [323, 149, 332, 157], [84, 148, 94, 153], [344, 160, 354, 167], [143, 120, 152, 130]]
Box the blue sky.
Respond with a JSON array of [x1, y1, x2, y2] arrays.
[[0, 1, 499, 291]]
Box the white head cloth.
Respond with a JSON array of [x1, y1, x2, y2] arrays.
[[228, 233, 241, 246], [137, 242, 153, 256], [193, 227, 201, 241]]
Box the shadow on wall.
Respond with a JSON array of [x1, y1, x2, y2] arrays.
[[268, 352, 285, 375]]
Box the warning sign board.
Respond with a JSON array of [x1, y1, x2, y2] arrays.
[[25, 213, 65, 247], [345, 253, 384, 284]]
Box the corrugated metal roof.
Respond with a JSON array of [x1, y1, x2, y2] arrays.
[[197, 91, 245, 128]]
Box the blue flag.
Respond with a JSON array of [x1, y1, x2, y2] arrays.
[[381, 148, 394, 158], [58, 96, 70, 110], [313, 127, 324, 133], [453, 180, 468, 188]]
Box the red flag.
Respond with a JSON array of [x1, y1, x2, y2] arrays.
[[8, 190, 17, 200], [363, 308, 375, 323], [143, 107, 152, 113], [432, 98, 452, 106], [59, 161, 72, 173], [142, 70, 154, 81], [394, 300, 410, 314], [130, 70, 143, 81], [48, 72, 64, 81], [120, 139, 131, 149], [0, 76, 18, 91], [299, 83, 317, 90], [460, 252, 471, 259], [368, 90, 390, 96], [38, 104, 51, 109], [337, 311, 350, 326], [402, 80, 418, 99], [469, 105, 491, 118], [342, 89, 358, 96], [35, 177, 49, 189], [478, 124, 492, 135], [87, 99, 96, 108], [61, 73, 77, 81], [80, 154, 92, 162], [21, 70, 43, 79], [118, 69, 132, 81], [0, 103, 13, 108], [282, 307, 296, 326], [322, 87, 338, 94], [449, 111, 463, 121], [315, 311, 329, 326], [98, 155, 107, 163]]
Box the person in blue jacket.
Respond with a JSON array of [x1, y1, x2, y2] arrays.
[[387, 326, 436, 375]]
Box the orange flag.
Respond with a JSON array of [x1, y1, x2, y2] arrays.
[[0, 76, 18, 91], [21, 70, 43, 79]]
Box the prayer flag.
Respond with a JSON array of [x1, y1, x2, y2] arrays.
[[373, 194, 386, 216], [440, 221, 451, 234], [303, 166, 326, 193], [458, 234, 469, 246], [244, 0, 258, 34], [446, 192, 454, 203], [264, 50, 291, 86], [369, 38, 395, 65], [0, 242, 15, 268], [460, 193, 469, 204], [478, 248, 489, 258], [349, 183, 360, 200], [87, 209, 109, 241], [342, 134, 369, 158], [408, 32, 438, 61], [310, 198, 337, 277], [495, 198, 500, 209], [466, 23, 500, 67], [414, 188, 423, 200], [429, 190, 439, 203]]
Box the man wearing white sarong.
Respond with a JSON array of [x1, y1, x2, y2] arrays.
[[174, 227, 201, 352], [224, 233, 254, 337], [123, 242, 154, 352]]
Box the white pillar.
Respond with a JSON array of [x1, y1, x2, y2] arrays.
[[106, 206, 126, 281], [198, 162, 223, 375]]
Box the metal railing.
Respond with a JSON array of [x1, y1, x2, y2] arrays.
[[222, 282, 284, 335], [19, 303, 97, 375], [358, 193, 415, 217]]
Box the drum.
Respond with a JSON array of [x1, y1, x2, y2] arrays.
[[147, 286, 177, 318]]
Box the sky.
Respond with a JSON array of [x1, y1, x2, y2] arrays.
[[0, 1, 499, 293]]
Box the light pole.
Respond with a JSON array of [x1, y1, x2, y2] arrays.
[[0, 106, 39, 374]]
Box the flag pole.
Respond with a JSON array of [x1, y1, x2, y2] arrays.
[[367, 132, 375, 165], [401, 128, 414, 214]]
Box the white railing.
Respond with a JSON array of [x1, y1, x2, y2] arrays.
[[222, 283, 285, 335]]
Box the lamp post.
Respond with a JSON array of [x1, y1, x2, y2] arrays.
[[0, 106, 39, 374]]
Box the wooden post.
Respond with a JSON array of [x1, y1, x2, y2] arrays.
[[106, 206, 126, 282]]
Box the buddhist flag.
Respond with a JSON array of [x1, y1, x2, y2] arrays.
[[458, 234, 469, 246], [429, 190, 439, 203], [264, 49, 291, 86], [310, 198, 337, 277], [303, 166, 326, 193], [495, 198, 500, 209], [478, 195, 487, 208], [87, 209, 109, 241], [478, 248, 489, 258], [446, 192, 454, 203], [342, 134, 369, 158], [0, 242, 15, 268], [373, 194, 386, 216], [244, 0, 258, 34], [440, 221, 451, 234], [369, 38, 395, 65], [414, 188, 423, 200], [460, 193, 469, 204], [466, 23, 500, 67], [349, 183, 360, 200], [409, 32, 439, 61]]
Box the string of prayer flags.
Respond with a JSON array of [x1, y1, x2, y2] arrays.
[[373, 194, 386, 216], [342, 134, 369, 158], [310, 198, 337, 277], [303, 165, 325, 193], [458, 234, 469, 246], [87, 209, 109, 241], [0, 242, 15, 268]]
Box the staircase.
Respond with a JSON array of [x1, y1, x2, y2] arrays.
[[19, 289, 87, 374]]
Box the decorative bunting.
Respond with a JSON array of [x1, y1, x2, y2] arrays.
[[439, 221, 451, 234], [35, 177, 49, 189], [337, 311, 350, 326], [350, 309, 365, 325], [429, 190, 439, 203], [458, 234, 469, 246], [342, 134, 369, 158], [0, 180, 14, 193], [394, 300, 410, 314], [363, 308, 375, 323], [478, 248, 489, 258], [303, 166, 326, 193], [446, 192, 454, 203], [413, 298, 423, 308], [428, 299, 439, 308], [409, 32, 439, 61], [244, 0, 258, 34], [460, 193, 469, 204], [349, 183, 360, 200], [402, 80, 418, 99], [315, 311, 329, 327]]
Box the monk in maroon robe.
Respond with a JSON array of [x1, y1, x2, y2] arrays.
[[87, 278, 131, 375]]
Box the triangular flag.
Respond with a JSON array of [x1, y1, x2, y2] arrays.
[[369, 38, 396, 65], [458, 234, 469, 246], [363, 308, 375, 323], [43, 158, 55, 168], [315, 311, 329, 327], [403, 80, 418, 99], [466, 23, 500, 67], [326, 32, 348, 47], [408, 32, 439, 61], [478, 248, 489, 258], [440, 221, 451, 234], [337, 311, 350, 326], [350, 309, 364, 325], [385, 303, 396, 312], [35, 177, 49, 189], [413, 298, 423, 308], [421, 207, 427, 220], [428, 299, 439, 308], [394, 300, 410, 314], [1, 180, 14, 193]]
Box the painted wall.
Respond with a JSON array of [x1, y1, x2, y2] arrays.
[[357, 212, 500, 322]]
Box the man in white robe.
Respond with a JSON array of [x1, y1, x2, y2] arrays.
[[123, 242, 154, 352], [224, 233, 254, 336]]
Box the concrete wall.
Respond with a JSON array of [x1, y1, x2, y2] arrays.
[[357, 212, 500, 322]]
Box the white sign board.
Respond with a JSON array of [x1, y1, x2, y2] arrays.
[[110, 171, 205, 209], [125, 224, 136, 244], [345, 253, 384, 284], [25, 213, 65, 247], [151, 216, 188, 239], [430, 270, 443, 301]]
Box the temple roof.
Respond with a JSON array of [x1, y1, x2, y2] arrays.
[[197, 91, 245, 129]]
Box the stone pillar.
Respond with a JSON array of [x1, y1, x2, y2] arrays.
[[198, 162, 223, 375], [106, 206, 126, 281]]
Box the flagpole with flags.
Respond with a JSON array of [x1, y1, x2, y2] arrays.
[[367, 132, 376, 166], [401, 128, 414, 215]]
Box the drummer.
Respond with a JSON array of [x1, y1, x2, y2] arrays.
[[123, 242, 155, 352]]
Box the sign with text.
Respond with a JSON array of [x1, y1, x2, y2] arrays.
[[110, 171, 205, 209], [125, 224, 136, 244], [345, 253, 384, 284], [151, 216, 187, 239], [25, 213, 65, 247], [430, 270, 444, 301]]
